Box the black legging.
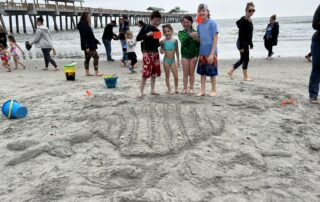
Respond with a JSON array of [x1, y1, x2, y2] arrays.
[[264, 39, 273, 57], [84, 50, 99, 71], [233, 48, 250, 70], [128, 52, 137, 67], [41, 48, 57, 68]]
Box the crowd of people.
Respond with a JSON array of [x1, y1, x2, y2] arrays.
[[0, 3, 319, 104]]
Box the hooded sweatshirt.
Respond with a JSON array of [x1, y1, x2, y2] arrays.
[[236, 16, 253, 50], [312, 4, 320, 42], [77, 21, 100, 51], [31, 25, 53, 49]]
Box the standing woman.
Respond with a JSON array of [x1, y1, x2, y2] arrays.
[[0, 25, 8, 48], [264, 15, 279, 60], [77, 12, 102, 76], [228, 2, 255, 81], [308, 4, 320, 104], [30, 16, 58, 71], [178, 15, 199, 94]]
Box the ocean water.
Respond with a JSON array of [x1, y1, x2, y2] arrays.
[[4, 16, 314, 60]]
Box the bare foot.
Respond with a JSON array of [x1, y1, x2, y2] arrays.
[[310, 99, 320, 105], [95, 73, 104, 76], [228, 71, 234, 79], [52, 68, 59, 71], [168, 91, 174, 95], [7, 68, 12, 72], [42, 68, 49, 71], [86, 73, 94, 76], [151, 92, 160, 96], [189, 89, 194, 94], [182, 89, 187, 94], [137, 92, 144, 98], [196, 91, 205, 97], [244, 77, 253, 81], [210, 91, 217, 97]]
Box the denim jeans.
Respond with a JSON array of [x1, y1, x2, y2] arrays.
[[309, 40, 320, 100], [120, 39, 128, 61], [103, 39, 112, 60]]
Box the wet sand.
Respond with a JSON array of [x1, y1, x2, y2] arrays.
[[0, 57, 320, 201]]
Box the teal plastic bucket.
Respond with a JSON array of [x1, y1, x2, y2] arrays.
[[104, 76, 118, 88], [2, 100, 28, 119]]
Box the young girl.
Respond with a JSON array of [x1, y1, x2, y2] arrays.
[[8, 35, 26, 69], [178, 15, 200, 94], [0, 44, 11, 72], [126, 31, 138, 73], [160, 24, 180, 95], [228, 2, 255, 80], [193, 4, 219, 97]]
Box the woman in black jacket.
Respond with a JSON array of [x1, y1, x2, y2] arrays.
[[77, 12, 102, 76], [309, 4, 320, 104], [264, 15, 279, 60], [228, 2, 255, 81], [0, 25, 7, 48]]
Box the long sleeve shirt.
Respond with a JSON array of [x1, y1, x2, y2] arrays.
[[136, 24, 160, 52]]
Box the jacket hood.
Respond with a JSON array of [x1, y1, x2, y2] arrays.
[[236, 16, 247, 28]]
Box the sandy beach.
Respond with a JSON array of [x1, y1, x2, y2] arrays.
[[0, 57, 320, 201]]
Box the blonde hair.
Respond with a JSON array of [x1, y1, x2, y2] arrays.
[[246, 2, 255, 11], [125, 31, 133, 38]]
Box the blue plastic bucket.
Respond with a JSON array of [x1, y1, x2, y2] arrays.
[[2, 100, 28, 119], [104, 76, 118, 88]]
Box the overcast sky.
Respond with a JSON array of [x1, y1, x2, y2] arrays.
[[79, 0, 319, 19]]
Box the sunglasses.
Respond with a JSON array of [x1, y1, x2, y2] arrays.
[[248, 9, 255, 13]]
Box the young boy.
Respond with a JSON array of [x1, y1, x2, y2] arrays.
[[136, 11, 162, 97], [126, 31, 138, 74]]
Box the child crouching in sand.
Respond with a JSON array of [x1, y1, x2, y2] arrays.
[[160, 24, 180, 95], [136, 11, 162, 97], [8, 35, 26, 70], [0, 44, 11, 72], [193, 4, 219, 97], [126, 31, 138, 74]]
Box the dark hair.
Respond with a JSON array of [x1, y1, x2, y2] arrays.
[[162, 24, 173, 32], [8, 35, 16, 43], [36, 16, 44, 24], [271, 14, 277, 20], [182, 15, 193, 23], [246, 2, 255, 11], [80, 12, 90, 25], [198, 4, 210, 18], [122, 16, 128, 20], [0, 43, 5, 49], [111, 20, 116, 25], [151, 11, 161, 20], [138, 20, 145, 26]]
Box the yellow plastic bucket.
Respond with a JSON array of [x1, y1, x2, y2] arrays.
[[64, 63, 76, 81]]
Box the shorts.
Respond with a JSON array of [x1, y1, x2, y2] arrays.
[[1, 56, 9, 63], [197, 56, 218, 77], [142, 52, 161, 79]]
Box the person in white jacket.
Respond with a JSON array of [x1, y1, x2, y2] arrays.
[[126, 31, 137, 73], [30, 16, 58, 71]]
